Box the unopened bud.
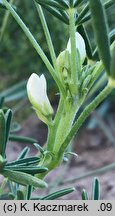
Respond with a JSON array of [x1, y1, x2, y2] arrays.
[[66, 32, 86, 63], [27, 73, 53, 119]]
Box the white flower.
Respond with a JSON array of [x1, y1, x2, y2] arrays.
[[27, 73, 53, 117], [66, 32, 86, 63]]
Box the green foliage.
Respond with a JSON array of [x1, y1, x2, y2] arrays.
[[0, 110, 6, 156], [0, 0, 115, 200], [82, 177, 100, 200], [82, 189, 89, 200], [0, 106, 75, 199], [0, 109, 12, 157], [0, 107, 48, 189], [0, 0, 67, 89], [110, 42, 115, 79], [3, 169, 48, 188], [92, 177, 100, 200], [7, 186, 75, 200], [89, 0, 111, 74], [40, 187, 75, 200]]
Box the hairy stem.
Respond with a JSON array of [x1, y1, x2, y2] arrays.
[[34, 2, 57, 70], [47, 95, 64, 151], [59, 83, 113, 154], [68, 8, 79, 89]]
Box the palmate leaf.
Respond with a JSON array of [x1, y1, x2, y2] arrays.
[[76, 0, 115, 26], [35, 0, 67, 10], [35, 1, 69, 24], [35, 0, 70, 25], [35, 0, 114, 27], [35, 0, 70, 24]]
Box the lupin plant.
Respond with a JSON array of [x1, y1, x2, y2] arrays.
[[0, 0, 115, 199], [82, 177, 100, 200], [25, 0, 114, 176]]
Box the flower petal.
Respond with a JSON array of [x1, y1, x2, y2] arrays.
[[66, 32, 86, 63], [27, 73, 53, 118]]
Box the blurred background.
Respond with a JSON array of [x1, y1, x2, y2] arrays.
[[0, 0, 115, 199]]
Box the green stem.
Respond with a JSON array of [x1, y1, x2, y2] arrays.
[[37, 83, 112, 177], [3, 0, 66, 97], [46, 124, 55, 151], [59, 83, 113, 154], [53, 95, 64, 126], [69, 8, 78, 89], [0, 0, 14, 41], [47, 95, 64, 151], [34, 2, 57, 70], [53, 102, 77, 153]]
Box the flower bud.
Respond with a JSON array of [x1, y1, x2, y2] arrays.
[[66, 32, 86, 63], [56, 50, 70, 77], [27, 73, 53, 118]]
